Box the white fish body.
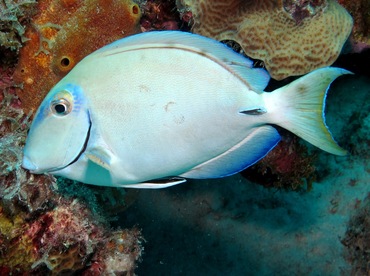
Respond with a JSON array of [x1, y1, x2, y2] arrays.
[[22, 31, 349, 188]]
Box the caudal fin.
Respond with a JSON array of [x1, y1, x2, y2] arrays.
[[263, 67, 351, 156]]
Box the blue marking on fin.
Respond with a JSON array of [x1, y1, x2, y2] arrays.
[[180, 126, 280, 179]]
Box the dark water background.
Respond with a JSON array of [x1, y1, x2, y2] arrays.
[[116, 50, 370, 275]]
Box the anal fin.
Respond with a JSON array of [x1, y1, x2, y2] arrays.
[[181, 126, 280, 179]]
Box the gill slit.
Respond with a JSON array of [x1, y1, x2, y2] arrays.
[[48, 112, 91, 173]]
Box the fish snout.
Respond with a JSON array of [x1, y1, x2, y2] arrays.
[[22, 156, 38, 172]]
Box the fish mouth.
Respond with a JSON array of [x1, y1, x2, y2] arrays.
[[22, 155, 38, 172], [48, 114, 92, 173]]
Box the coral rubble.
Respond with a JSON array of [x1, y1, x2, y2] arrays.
[[176, 0, 353, 80], [13, 0, 141, 113]]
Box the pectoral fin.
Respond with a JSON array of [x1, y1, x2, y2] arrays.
[[85, 146, 113, 171]]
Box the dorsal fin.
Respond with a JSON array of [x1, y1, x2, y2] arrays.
[[92, 31, 270, 91]]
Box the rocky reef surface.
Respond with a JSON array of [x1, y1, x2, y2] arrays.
[[1, 0, 369, 274]]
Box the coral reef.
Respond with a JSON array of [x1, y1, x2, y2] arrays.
[[242, 131, 316, 191], [0, 91, 143, 274], [0, 0, 37, 63], [139, 0, 182, 32], [0, 197, 104, 273], [86, 228, 143, 275], [338, 0, 370, 53], [0, 195, 143, 275], [176, 0, 353, 80], [13, 0, 141, 113], [342, 194, 370, 275]]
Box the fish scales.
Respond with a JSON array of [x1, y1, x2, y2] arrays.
[[22, 31, 349, 188]]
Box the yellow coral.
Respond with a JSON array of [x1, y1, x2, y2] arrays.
[[0, 204, 38, 269], [178, 0, 353, 80]]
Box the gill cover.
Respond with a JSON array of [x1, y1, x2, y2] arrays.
[[23, 84, 90, 173]]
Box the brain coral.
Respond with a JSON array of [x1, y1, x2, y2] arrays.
[[177, 0, 353, 80], [13, 0, 141, 113]]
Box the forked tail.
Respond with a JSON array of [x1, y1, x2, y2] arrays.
[[263, 67, 351, 156]]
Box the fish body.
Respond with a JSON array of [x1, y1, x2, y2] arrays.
[[22, 31, 349, 188]]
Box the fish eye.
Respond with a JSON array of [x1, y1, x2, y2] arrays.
[[51, 98, 71, 116]]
